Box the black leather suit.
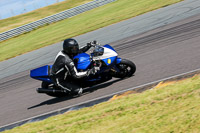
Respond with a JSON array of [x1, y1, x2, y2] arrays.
[[51, 45, 91, 92]]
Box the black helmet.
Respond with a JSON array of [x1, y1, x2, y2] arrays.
[[63, 38, 79, 56]]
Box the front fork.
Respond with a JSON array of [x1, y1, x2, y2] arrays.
[[109, 57, 122, 75], [116, 57, 122, 64]]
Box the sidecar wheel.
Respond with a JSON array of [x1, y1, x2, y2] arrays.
[[41, 82, 68, 97], [115, 59, 136, 78]]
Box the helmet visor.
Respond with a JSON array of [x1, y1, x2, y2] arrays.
[[70, 46, 79, 54]]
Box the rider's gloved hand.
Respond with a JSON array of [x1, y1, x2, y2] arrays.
[[93, 40, 97, 44], [87, 66, 100, 76], [87, 42, 92, 47], [87, 67, 96, 76], [87, 40, 98, 47]]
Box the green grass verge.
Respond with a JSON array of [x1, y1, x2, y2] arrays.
[[3, 75, 200, 133], [0, 0, 182, 61]]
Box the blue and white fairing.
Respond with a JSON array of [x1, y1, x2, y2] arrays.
[[74, 44, 121, 71], [93, 44, 119, 65]]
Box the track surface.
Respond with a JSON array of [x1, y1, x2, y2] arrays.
[[0, 13, 200, 127], [1, 0, 200, 79]]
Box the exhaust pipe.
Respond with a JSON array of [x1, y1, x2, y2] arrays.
[[37, 88, 66, 93]]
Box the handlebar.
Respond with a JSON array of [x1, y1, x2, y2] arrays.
[[89, 40, 101, 47]]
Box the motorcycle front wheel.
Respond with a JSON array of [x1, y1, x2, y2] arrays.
[[114, 59, 136, 78]]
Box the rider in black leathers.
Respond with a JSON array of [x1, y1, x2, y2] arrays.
[[51, 38, 95, 95]]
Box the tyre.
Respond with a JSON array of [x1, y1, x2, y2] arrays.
[[41, 81, 52, 88], [41, 82, 68, 97], [114, 59, 136, 78]]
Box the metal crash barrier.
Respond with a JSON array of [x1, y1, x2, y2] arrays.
[[0, 0, 116, 42]]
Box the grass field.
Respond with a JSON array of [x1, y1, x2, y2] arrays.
[[0, 0, 182, 62], [3, 75, 200, 133]]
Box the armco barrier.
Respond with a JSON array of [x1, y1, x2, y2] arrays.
[[0, 0, 116, 42]]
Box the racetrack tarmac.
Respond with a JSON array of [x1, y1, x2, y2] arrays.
[[1, 13, 200, 127]]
